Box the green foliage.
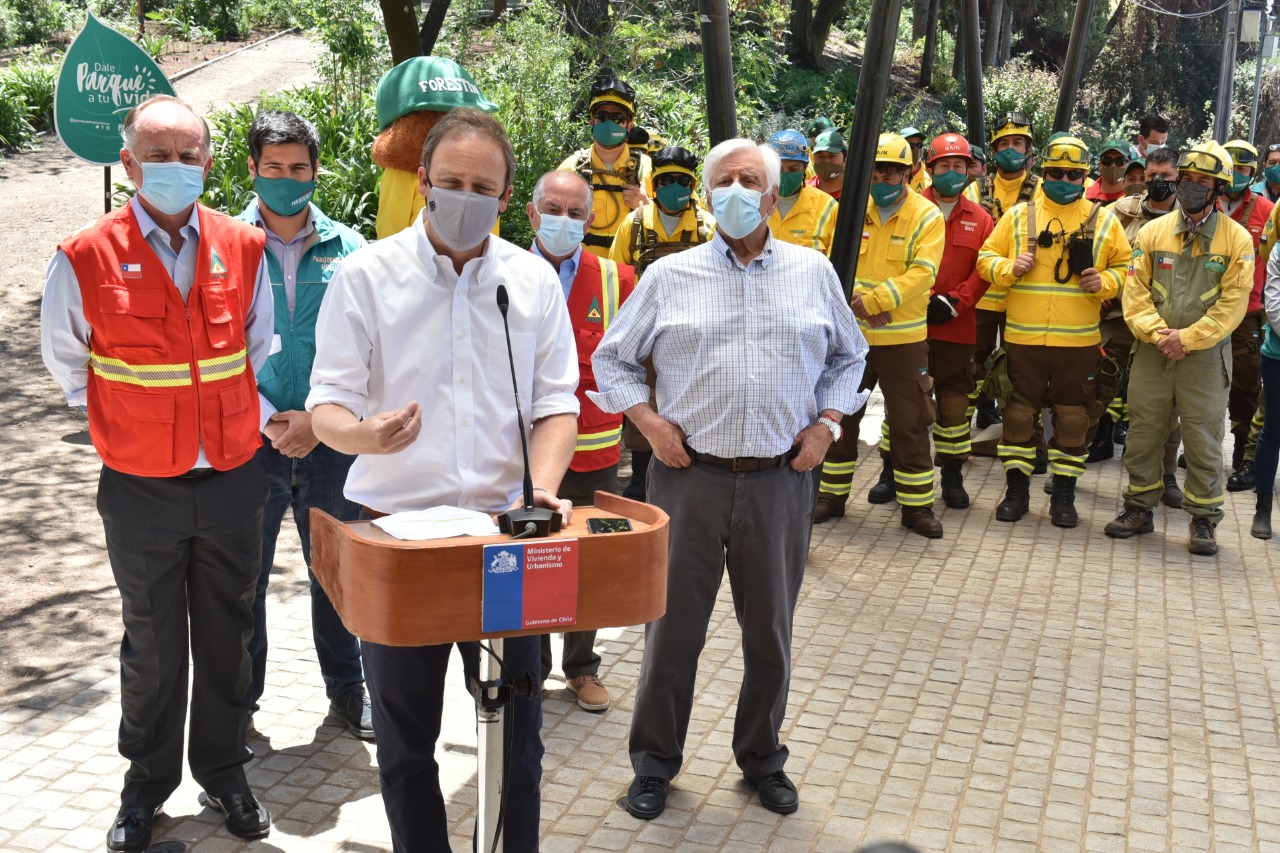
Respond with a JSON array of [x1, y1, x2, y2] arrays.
[[1, 55, 57, 132], [137, 30, 171, 61], [296, 0, 389, 102], [166, 0, 242, 40], [974, 57, 1061, 150], [0, 78, 36, 152], [240, 0, 298, 30], [0, 0, 71, 47]]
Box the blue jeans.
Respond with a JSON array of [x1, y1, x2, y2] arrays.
[[250, 440, 363, 705], [1256, 353, 1280, 495]]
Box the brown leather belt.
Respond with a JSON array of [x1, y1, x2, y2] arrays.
[[687, 446, 799, 472]]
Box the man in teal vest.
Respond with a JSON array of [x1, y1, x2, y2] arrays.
[[236, 110, 372, 738]]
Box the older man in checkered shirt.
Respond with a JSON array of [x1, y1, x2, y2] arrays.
[[590, 137, 867, 822]]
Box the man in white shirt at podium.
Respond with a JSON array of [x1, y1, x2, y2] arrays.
[[307, 108, 579, 852]]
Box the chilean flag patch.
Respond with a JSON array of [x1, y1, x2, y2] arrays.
[[121, 263, 142, 279], [1156, 257, 1173, 271]]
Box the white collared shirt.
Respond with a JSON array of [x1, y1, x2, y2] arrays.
[[306, 212, 580, 514]]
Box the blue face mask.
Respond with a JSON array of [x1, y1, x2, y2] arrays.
[[138, 161, 206, 215], [536, 213, 586, 257], [710, 182, 764, 239], [255, 175, 315, 217]]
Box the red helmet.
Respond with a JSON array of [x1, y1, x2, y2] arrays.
[[926, 133, 973, 166]]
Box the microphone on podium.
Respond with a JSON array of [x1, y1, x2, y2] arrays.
[[494, 284, 562, 539]]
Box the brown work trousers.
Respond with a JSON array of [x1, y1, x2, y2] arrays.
[[928, 339, 976, 464], [1230, 308, 1264, 444], [819, 340, 936, 507], [998, 343, 1099, 478]]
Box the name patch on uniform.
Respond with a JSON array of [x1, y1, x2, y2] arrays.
[[121, 262, 142, 279]]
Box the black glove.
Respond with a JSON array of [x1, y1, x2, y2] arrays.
[[927, 293, 957, 325]]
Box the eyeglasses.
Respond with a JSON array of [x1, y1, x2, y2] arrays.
[[654, 173, 693, 188], [769, 140, 808, 159], [1099, 154, 1128, 167], [1044, 168, 1086, 181], [907, 141, 923, 150], [994, 111, 1031, 129], [1229, 150, 1259, 166], [593, 110, 629, 124]]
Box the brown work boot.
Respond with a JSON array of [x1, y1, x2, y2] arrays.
[[1188, 518, 1218, 556], [1104, 506, 1154, 539], [812, 496, 846, 524], [567, 674, 610, 712], [900, 506, 943, 539]]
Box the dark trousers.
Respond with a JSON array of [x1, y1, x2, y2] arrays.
[[998, 343, 1099, 478], [929, 339, 976, 463], [251, 441, 363, 706], [539, 465, 617, 681], [1231, 309, 1264, 443], [973, 307, 1005, 385], [629, 459, 813, 780], [98, 462, 268, 808], [363, 638, 542, 853], [1255, 354, 1280, 495]]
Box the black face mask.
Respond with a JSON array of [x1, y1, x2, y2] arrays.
[[1146, 178, 1177, 203], [1175, 180, 1216, 215]]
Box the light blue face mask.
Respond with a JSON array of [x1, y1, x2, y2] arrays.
[[138, 161, 206, 215], [536, 213, 586, 257], [710, 182, 764, 239]]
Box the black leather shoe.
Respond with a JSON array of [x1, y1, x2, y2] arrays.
[[201, 791, 271, 840], [330, 687, 375, 740], [1227, 460, 1256, 492], [747, 770, 799, 815], [624, 775, 669, 820], [106, 805, 161, 852]]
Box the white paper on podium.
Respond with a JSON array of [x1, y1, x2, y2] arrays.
[[371, 506, 500, 541]]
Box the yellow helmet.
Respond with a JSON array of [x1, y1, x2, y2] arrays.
[[1178, 141, 1234, 183], [875, 133, 912, 167], [1223, 139, 1259, 169], [1041, 136, 1091, 170], [990, 110, 1033, 145]]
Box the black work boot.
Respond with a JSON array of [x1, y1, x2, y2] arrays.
[[1086, 415, 1115, 463], [1048, 474, 1079, 528], [1033, 446, 1048, 475], [1161, 474, 1184, 509], [867, 458, 895, 504], [1189, 517, 1218, 555], [975, 396, 1001, 429], [1253, 492, 1273, 540], [1227, 460, 1256, 492], [1112, 419, 1128, 446], [623, 451, 651, 501], [940, 462, 970, 509], [995, 470, 1031, 522], [1231, 435, 1246, 472]]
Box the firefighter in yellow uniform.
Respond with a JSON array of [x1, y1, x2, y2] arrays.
[[765, 129, 838, 256], [815, 134, 946, 537], [973, 112, 1042, 431], [559, 76, 654, 257], [1105, 142, 1254, 556], [900, 126, 933, 195], [977, 136, 1132, 528], [610, 146, 715, 278]]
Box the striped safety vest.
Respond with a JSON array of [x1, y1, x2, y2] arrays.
[[61, 203, 265, 476], [567, 252, 633, 472]]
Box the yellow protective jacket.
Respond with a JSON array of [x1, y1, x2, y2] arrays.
[[1124, 210, 1254, 352], [975, 171, 1041, 312], [853, 187, 945, 345], [977, 194, 1131, 347], [909, 166, 931, 194], [768, 185, 839, 256], [559, 146, 654, 258], [1258, 197, 1280, 269], [609, 203, 715, 277]]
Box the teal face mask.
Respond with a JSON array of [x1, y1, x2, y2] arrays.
[[1266, 164, 1280, 185], [870, 181, 905, 208], [1230, 170, 1253, 193], [591, 120, 628, 147], [1042, 179, 1085, 205], [931, 169, 968, 198], [655, 182, 693, 212], [994, 147, 1028, 173], [779, 171, 805, 197], [255, 175, 316, 217]]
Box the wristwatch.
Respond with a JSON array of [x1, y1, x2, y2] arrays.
[[817, 416, 843, 442]]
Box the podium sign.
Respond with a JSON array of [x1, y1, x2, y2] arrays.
[[482, 540, 579, 632]]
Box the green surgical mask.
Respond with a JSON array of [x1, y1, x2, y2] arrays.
[[255, 175, 315, 217], [1230, 171, 1253, 193], [655, 182, 692, 212], [994, 147, 1028, 173], [1265, 164, 1280, 185], [931, 169, 967, 198], [870, 181, 905, 208], [1042, 179, 1084, 205], [592, 120, 628, 147], [779, 171, 805, 197]]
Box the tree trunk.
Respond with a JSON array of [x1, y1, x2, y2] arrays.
[[983, 0, 1003, 68], [418, 0, 452, 55], [919, 0, 942, 89], [999, 5, 1012, 65], [954, 10, 966, 79], [1078, 0, 1128, 84], [379, 0, 421, 66], [808, 0, 848, 67], [913, 0, 929, 42], [564, 0, 611, 41], [788, 0, 817, 66]]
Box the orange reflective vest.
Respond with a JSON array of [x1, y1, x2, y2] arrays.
[[567, 252, 635, 472], [61, 203, 266, 477]]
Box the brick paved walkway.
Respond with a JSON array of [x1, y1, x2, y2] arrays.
[[4, 428, 1280, 851]]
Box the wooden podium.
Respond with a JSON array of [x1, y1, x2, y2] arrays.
[[309, 491, 669, 646]]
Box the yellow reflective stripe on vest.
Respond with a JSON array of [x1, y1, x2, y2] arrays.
[[598, 259, 621, 331], [90, 352, 193, 387], [575, 425, 623, 452], [198, 348, 249, 382]]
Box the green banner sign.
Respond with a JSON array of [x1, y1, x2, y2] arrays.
[[54, 12, 175, 166]]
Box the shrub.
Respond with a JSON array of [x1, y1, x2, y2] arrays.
[[1, 56, 58, 132], [0, 0, 71, 48], [0, 79, 36, 151], [976, 56, 1061, 150]]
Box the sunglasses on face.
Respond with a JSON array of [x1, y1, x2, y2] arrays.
[[654, 173, 693, 188], [593, 111, 629, 124], [1099, 155, 1128, 167], [1044, 168, 1085, 181], [907, 141, 923, 150]]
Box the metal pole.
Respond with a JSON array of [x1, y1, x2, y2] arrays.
[[830, 0, 904, 302], [1215, 0, 1244, 142], [1053, 0, 1097, 132], [104, 166, 111, 213], [1250, 10, 1270, 144], [698, 0, 737, 145], [476, 638, 505, 853], [962, 0, 984, 143]]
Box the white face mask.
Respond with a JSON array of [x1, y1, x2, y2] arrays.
[[427, 185, 501, 251], [536, 213, 586, 257]]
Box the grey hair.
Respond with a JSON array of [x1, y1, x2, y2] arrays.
[[531, 170, 593, 211], [702, 138, 781, 195], [121, 94, 211, 158]]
